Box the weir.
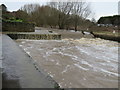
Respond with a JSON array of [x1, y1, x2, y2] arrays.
[[2, 32, 61, 40]]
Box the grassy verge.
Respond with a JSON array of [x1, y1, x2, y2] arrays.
[[93, 31, 120, 42], [93, 31, 119, 37]]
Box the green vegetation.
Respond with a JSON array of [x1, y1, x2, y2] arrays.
[[2, 7, 29, 23], [3, 17, 23, 22], [2, 12, 23, 23], [93, 31, 118, 37], [93, 31, 120, 42]]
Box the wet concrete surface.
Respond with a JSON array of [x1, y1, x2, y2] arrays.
[[2, 34, 58, 88], [0, 34, 2, 89], [16, 38, 119, 88]]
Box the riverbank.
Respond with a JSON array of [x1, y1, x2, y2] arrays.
[[93, 31, 120, 42], [35, 27, 119, 42]]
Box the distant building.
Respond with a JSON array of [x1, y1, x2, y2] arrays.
[[97, 24, 113, 27], [1, 4, 7, 11], [0, 5, 1, 12], [0, 5, 2, 20]]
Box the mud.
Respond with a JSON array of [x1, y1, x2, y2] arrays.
[[16, 38, 119, 88]]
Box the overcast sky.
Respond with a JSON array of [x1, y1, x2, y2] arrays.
[[0, 0, 119, 21]]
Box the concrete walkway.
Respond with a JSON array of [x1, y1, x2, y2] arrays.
[[2, 34, 58, 88], [0, 34, 2, 89]]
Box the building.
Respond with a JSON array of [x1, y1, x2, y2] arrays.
[[0, 5, 2, 22], [1, 4, 7, 11]]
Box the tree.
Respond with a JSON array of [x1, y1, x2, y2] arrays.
[[71, 1, 91, 31], [91, 18, 96, 24], [48, 1, 74, 29], [97, 15, 120, 27], [14, 10, 30, 22], [20, 2, 92, 30], [21, 4, 40, 15]]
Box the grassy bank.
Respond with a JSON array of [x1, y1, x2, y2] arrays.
[[93, 31, 118, 37], [93, 31, 120, 42]]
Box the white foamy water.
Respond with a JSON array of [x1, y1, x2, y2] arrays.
[[16, 38, 119, 88]]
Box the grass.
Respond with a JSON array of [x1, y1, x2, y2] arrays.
[[93, 31, 119, 37], [92, 30, 120, 42]]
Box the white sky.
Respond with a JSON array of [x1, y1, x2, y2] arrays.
[[0, 0, 119, 21]]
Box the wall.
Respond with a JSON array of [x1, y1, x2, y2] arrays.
[[7, 33, 61, 40], [2, 21, 35, 32]]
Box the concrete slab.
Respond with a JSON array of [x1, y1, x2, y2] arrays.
[[2, 34, 58, 88], [0, 34, 2, 68], [0, 34, 2, 90]]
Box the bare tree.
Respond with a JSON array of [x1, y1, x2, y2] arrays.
[[20, 1, 92, 29], [71, 1, 91, 31], [48, 1, 74, 29], [20, 4, 41, 24], [21, 4, 40, 15]]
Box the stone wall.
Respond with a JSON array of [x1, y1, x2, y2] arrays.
[[7, 33, 61, 40], [2, 21, 35, 32]]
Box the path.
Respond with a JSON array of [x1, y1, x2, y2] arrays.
[[2, 34, 58, 88]]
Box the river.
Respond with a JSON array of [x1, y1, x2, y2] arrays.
[[16, 38, 119, 88]]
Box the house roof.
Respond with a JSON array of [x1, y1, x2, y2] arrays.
[[1, 4, 7, 8]]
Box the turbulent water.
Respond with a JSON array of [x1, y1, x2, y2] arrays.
[[16, 38, 119, 88]]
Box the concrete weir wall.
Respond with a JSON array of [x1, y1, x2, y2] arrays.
[[7, 33, 61, 40]]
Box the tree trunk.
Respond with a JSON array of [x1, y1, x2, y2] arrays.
[[74, 16, 79, 32], [75, 26, 77, 32]]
